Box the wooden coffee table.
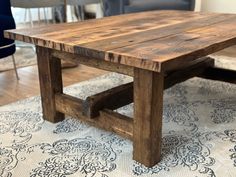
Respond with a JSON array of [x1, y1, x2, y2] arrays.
[[5, 10, 236, 167]]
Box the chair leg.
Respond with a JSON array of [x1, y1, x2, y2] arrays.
[[81, 6, 85, 20], [29, 9, 34, 27], [12, 55, 19, 80], [38, 8, 41, 25], [24, 9, 27, 25], [44, 8, 49, 24]]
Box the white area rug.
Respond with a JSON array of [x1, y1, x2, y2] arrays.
[[211, 54, 236, 71], [0, 72, 236, 177]]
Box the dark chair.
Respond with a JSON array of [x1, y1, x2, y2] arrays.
[[0, 0, 19, 79], [103, 0, 195, 16]]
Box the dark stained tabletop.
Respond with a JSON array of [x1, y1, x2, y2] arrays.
[[5, 10, 236, 72]]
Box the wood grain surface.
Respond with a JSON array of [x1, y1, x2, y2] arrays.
[[36, 46, 65, 123], [133, 68, 164, 167], [5, 10, 236, 72]]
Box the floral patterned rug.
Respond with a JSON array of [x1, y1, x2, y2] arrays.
[[0, 72, 236, 177]]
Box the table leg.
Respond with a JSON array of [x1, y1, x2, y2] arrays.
[[133, 68, 164, 167], [36, 46, 65, 123]]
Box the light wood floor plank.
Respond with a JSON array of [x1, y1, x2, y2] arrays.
[[0, 65, 107, 106]]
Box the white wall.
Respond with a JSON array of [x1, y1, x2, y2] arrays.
[[195, 0, 202, 11], [201, 0, 236, 13], [12, 7, 52, 24]]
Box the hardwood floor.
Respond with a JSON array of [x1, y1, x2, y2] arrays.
[[0, 64, 107, 106]]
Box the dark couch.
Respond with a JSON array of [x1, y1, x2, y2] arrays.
[[103, 0, 195, 16], [0, 0, 16, 58]]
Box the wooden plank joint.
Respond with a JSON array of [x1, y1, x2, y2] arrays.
[[55, 93, 133, 140], [82, 82, 133, 118]]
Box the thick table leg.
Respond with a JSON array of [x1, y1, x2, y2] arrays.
[[36, 46, 64, 123], [133, 68, 164, 167]]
